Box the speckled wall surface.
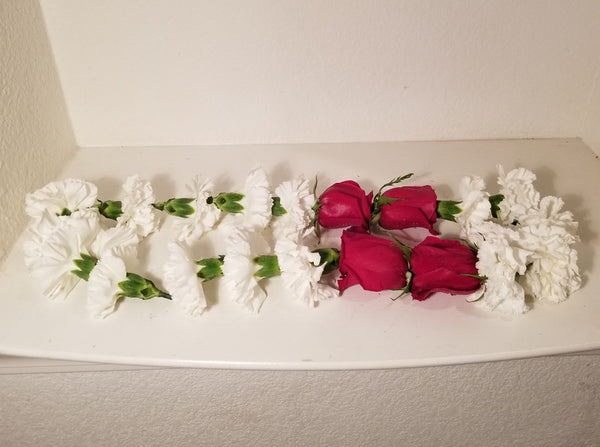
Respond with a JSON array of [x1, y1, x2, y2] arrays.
[[1, 354, 599, 446], [0, 0, 76, 261]]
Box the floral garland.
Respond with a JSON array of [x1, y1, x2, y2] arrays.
[[23, 166, 581, 319]]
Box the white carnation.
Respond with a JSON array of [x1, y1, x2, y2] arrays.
[[116, 175, 159, 238], [274, 237, 336, 306], [163, 241, 208, 316], [497, 166, 540, 225], [91, 226, 139, 264], [221, 229, 267, 313], [473, 223, 535, 314], [25, 211, 101, 300], [87, 254, 127, 319], [174, 177, 221, 243], [25, 178, 98, 221], [455, 175, 491, 244], [221, 167, 272, 233], [271, 177, 315, 241], [519, 245, 580, 304]]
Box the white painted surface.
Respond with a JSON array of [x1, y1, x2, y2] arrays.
[[39, 0, 600, 149], [1, 139, 598, 369], [0, 0, 76, 262]]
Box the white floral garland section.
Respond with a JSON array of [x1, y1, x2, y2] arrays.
[[457, 167, 580, 313], [23, 165, 580, 319]]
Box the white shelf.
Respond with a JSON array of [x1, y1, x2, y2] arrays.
[[0, 139, 599, 369]]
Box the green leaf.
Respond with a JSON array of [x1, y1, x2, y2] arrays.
[[71, 253, 98, 281], [196, 256, 225, 281], [460, 273, 487, 281], [153, 198, 195, 217], [253, 255, 281, 278], [436, 200, 463, 222], [271, 197, 287, 216], [118, 273, 171, 300], [489, 194, 504, 219], [385, 231, 412, 266], [213, 193, 245, 213], [372, 173, 414, 206], [371, 173, 414, 226], [378, 196, 402, 207], [311, 248, 340, 275], [97, 200, 123, 220]]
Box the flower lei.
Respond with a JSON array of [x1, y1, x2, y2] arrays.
[[23, 166, 580, 319]]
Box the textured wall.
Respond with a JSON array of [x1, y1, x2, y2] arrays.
[[1, 354, 599, 446], [581, 67, 600, 153], [0, 0, 76, 261], [39, 0, 600, 149]]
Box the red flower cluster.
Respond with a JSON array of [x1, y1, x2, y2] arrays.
[[316, 178, 481, 302]]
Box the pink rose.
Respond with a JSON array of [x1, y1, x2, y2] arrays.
[[410, 236, 481, 301], [317, 181, 373, 229], [377, 185, 438, 233], [338, 229, 409, 293]]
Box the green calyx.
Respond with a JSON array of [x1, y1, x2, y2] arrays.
[[71, 253, 99, 281], [271, 197, 287, 216], [196, 256, 225, 281], [97, 200, 123, 220], [117, 273, 171, 300], [153, 198, 195, 217], [436, 200, 462, 222], [311, 248, 340, 275], [489, 194, 504, 219], [212, 193, 245, 213], [253, 255, 281, 278]]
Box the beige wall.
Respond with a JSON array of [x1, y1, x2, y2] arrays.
[[40, 0, 600, 150], [1, 354, 600, 446], [0, 0, 76, 261]]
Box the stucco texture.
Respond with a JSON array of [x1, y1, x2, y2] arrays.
[[1, 354, 599, 446], [0, 0, 76, 261]]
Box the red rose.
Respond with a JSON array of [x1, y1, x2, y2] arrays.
[[377, 185, 438, 233], [338, 229, 409, 293], [410, 236, 481, 301], [317, 181, 373, 229]]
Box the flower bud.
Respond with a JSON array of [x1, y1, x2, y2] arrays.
[[410, 236, 481, 301], [338, 229, 409, 293], [317, 181, 372, 229], [377, 185, 438, 233]]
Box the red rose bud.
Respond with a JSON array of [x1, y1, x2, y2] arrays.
[[377, 185, 438, 233], [410, 236, 481, 301], [338, 229, 409, 293], [317, 181, 373, 229]]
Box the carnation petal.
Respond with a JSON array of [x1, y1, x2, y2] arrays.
[[116, 175, 160, 237], [163, 241, 208, 316], [221, 229, 267, 313], [25, 178, 98, 220], [87, 254, 127, 318], [174, 177, 221, 243]]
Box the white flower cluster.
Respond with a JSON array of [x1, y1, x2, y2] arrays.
[[25, 168, 335, 319], [164, 168, 336, 316], [24, 176, 158, 318], [456, 166, 581, 314]]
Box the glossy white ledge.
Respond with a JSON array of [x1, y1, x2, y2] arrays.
[[0, 139, 598, 369]]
